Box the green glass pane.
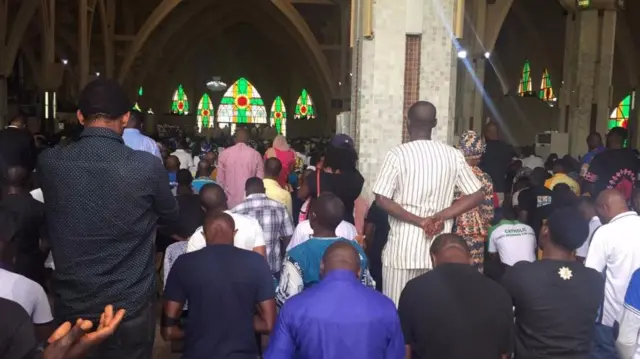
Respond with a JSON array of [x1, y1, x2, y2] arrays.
[[138, 87, 143, 97]]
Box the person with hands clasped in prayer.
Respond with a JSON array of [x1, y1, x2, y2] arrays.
[[372, 101, 484, 305]]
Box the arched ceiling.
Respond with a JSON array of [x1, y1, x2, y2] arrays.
[[117, 0, 335, 110], [4, 0, 341, 114]]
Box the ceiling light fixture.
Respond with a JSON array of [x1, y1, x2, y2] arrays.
[[206, 77, 227, 92]]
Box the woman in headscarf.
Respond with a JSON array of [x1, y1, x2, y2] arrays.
[[265, 135, 296, 187], [453, 130, 494, 271]]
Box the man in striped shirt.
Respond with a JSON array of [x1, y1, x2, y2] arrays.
[[373, 101, 484, 305]]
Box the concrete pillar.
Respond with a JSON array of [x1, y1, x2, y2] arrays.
[[352, 0, 459, 198], [560, 2, 618, 156]]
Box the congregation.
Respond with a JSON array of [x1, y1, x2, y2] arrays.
[[4, 78, 640, 359]]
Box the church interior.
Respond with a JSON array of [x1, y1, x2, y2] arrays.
[[0, 0, 636, 160]]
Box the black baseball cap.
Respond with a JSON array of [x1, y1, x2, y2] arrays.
[[78, 79, 131, 118]]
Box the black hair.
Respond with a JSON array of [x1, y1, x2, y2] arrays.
[[324, 145, 358, 172], [200, 183, 227, 211], [311, 193, 345, 230], [245, 177, 265, 194], [310, 151, 323, 167], [264, 157, 283, 177], [608, 126, 628, 140], [128, 110, 145, 128], [429, 233, 469, 255], [551, 184, 578, 209], [176, 169, 193, 186]]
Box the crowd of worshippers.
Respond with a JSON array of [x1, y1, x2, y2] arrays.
[[3, 78, 640, 359]]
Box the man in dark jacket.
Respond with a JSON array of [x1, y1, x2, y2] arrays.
[[0, 115, 37, 173]]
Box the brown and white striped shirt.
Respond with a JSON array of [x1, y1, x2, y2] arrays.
[[372, 140, 481, 269]]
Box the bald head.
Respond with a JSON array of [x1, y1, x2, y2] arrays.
[[199, 183, 228, 212], [321, 240, 361, 277], [407, 101, 437, 134], [596, 189, 630, 223], [203, 212, 235, 245], [429, 233, 471, 267]]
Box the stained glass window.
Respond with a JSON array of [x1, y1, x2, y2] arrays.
[[197, 93, 214, 133], [171, 84, 190, 115], [216, 78, 267, 127], [538, 69, 556, 104], [133, 86, 143, 111], [517, 60, 533, 96], [609, 94, 632, 130], [294, 89, 316, 119], [270, 96, 287, 135]]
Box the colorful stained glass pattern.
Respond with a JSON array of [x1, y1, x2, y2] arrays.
[[538, 69, 556, 103], [609, 94, 632, 130], [295, 89, 316, 119], [216, 78, 267, 125], [133, 103, 142, 111], [171, 84, 190, 115], [270, 96, 287, 135], [517, 60, 533, 96], [138, 86, 144, 97], [197, 93, 214, 133]]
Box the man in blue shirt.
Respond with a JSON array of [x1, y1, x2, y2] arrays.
[[266, 241, 405, 359], [617, 268, 640, 359], [275, 193, 374, 306], [122, 110, 162, 161]]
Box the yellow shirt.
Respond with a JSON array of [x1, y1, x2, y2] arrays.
[[544, 173, 580, 195], [264, 178, 292, 216]]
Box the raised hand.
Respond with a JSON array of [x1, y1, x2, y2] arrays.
[[44, 305, 126, 359]]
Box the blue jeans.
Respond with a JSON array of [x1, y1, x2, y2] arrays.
[[591, 323, 619, 359]]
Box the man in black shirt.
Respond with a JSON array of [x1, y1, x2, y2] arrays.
[[584, 126, 640, 201], [502, 207, 604, 359], [480, 122, 515, 203], [517, 168, 553, 237], [162, 212, 276, 359], [37, 79, 179, 359], [0, 114, 37, 174], [398, 234, 513, 359], [0, 166, 46, 285]]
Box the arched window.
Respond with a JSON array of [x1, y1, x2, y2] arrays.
[[197, 93, 214, 133], [270, 96, 287, 135], [538, 69, 556, 104], [217, 78, 267, 133], [171, 84, 190, 115], [133, 86, 143, 111], [609, 94, 633, 130], [294, 89, 316, 119], [517, 60, 533, 96]]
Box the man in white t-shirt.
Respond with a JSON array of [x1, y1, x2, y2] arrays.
[[286, 219, 358, 251], [586, 189, 640, 358], [487, 218, 536, 266], [187, 183, 265, 255], [575, 196, 602, 261], [0, 268, 53, 341]]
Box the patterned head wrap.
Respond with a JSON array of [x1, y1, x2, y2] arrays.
[[458, 130, 486, 159]]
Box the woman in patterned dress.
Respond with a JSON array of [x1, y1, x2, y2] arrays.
[[454, 130, 494, 271]]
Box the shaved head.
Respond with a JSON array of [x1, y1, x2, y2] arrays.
[[429, 233, 471, 267], [321, 240, 361, 277], [264, 157, 282, 178], [596, 189, 630, 224], [407, 101, 437, 132], [165, 155, 180, 171], [203, 212, 235, 245], [199, 183, 228, 212]]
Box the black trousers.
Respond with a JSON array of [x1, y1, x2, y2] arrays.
[[84, 302, 156, 359]]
